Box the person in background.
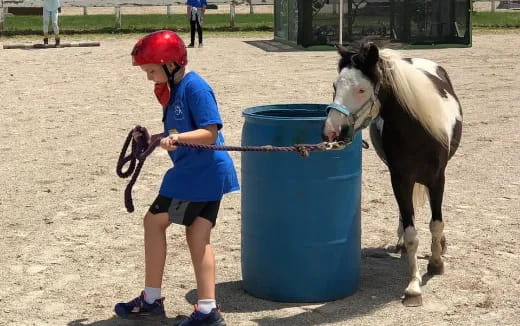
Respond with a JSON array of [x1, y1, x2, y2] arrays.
[[186, 0, 206, 48], [42, 0, 61, 46]]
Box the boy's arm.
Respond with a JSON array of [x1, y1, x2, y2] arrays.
[[177, 125, 218, 145], [161, 125, 218, 151], [186, 5, 191, 18]]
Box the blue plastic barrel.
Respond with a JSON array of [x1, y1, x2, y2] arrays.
[[241, 104, 362, 302]]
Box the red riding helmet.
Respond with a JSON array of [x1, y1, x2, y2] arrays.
[[131, 30, 187, 67]]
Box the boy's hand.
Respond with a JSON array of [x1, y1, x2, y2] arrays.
[[160, 134, 179, 151]]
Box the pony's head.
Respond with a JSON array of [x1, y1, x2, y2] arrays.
[[323, 42, 382, 143]]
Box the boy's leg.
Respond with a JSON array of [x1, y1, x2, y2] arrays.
[[185, 217, 215, 300], [178, 204, 225, 325], [114, 210, 169, 319], [144, 211, 171, 288]]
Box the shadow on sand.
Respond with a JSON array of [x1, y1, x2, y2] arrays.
[[244, 39, 304, 52], [69, 247, 436, 326], [189, 247, 411, 325], [68, 315, 186, 326]]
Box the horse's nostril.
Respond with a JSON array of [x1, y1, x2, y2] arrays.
[[339, 126, 352, 141]]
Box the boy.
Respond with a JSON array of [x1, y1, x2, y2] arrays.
[[114, 30, 239, 326]]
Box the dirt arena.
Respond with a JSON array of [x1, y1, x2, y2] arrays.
[[0, 30, 519, 325]]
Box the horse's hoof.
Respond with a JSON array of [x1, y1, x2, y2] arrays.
[[427, 261, 445, 275], [402, 294, 423, 307]]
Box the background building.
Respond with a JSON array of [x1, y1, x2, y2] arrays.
[[275, 0, 472, 47]]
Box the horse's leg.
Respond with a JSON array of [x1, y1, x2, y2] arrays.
[[427, 173, 446, 275], [391, 174, 422, 306], [370, 121, 407, 253], [395, 214, 406, 253]]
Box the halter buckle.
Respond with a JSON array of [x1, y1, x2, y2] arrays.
[[324, 141, 348, 150]]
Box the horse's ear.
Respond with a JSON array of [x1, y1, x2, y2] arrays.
[[360, 42, 379, 67], [336, 43, 351, 57], [337, 44, 357, 71]]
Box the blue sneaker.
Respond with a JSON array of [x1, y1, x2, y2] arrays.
[[178, 305, 226, 326], [114, 291, 166, 320]]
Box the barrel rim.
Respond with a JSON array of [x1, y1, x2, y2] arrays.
[[242, 103, 328, 121]]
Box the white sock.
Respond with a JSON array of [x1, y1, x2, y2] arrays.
[[197, 299, 216, 314], [144, 287, 161, 304]]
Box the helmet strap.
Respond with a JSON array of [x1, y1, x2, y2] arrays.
[[161, 63, 181, 123], [162, 63, 181, 87]]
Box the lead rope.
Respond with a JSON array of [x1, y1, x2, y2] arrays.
[[116, 126, 350, 212]]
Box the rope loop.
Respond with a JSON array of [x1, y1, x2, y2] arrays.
[[116, 126, 160, 212]]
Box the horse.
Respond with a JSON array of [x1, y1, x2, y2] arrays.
[[322, 42, 462, 306]]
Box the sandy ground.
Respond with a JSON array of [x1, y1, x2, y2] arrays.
[[0, 30, 519, 325]]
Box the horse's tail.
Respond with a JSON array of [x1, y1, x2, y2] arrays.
[[413, 183, 429, 209]]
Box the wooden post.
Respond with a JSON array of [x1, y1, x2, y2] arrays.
[[167, 5, 172, 16], [339, 0, 343, 45], [249, 0, 254, 14], [0, 6, 4, 33], [298, 0, 313, 46], [3, 42, 101, 49], [347, 0, 353, 40], [115, 6, 121, 30], [491, 0, 496, 12], [83, 6, 88, 16], [0, 0, 6, 34], [230, 0, 236, 28]]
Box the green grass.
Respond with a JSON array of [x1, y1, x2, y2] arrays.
[[1, 11, 518, 36], [472, 12, 520, 28], [1, 13, 273, 35]]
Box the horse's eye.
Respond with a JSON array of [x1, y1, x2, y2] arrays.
[[359, 89, 366, 94]]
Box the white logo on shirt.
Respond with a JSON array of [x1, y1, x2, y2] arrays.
[[174, 104, 183, 120]]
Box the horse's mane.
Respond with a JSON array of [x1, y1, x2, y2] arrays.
[[378, 49, 450, 148]]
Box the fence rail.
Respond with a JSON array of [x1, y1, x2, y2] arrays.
[[1, 0, 273, 7], [0, 0, 273, 32]]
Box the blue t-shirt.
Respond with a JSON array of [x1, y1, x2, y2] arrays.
[[159, 71, 239, 201], [186, 0, 207, 8]]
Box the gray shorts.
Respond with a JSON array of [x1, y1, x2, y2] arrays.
[[149, 195, 220, 226]]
